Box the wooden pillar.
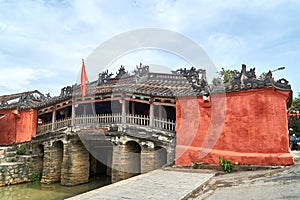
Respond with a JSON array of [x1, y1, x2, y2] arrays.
[[122, 94, 126, 123], [158, 105, 162, 119], [131, 101, 135, 115], [83, 104, 87, 115], [71, 102, 75, 127], [51, 108, 56, 131], [149, 97, 154, 127]]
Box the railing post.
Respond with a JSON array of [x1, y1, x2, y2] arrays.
[[149, 97, 154, 127]]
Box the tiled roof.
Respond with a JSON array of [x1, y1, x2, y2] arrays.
[[72, 73, 201, 98], [0, 90, 46, 110]]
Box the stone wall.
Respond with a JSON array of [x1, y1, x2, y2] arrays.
[[0, 155, 40, 186], [0, 163, 29, 186]]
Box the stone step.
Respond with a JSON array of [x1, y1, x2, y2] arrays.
[[5, 146, 17, 152], [0, 146, 18, 164], [5, 156, 18, 162], [4, 151, 16, 158]]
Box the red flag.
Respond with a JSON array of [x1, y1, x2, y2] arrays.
[[80, 59, 88, 97]]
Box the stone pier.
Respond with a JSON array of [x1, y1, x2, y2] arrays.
[[41, 138, 90, 186], [111, 138, 171, 183]]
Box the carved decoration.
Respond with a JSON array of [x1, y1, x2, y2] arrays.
[[115, 65, 129, 79], [224, 64, 291, 91], [46, 93, 51, 98], [172, 67, 209, 95], [134, 63, 149, 83], [0, 100, 8, 106], [274, 78, 291, 90], [97, 70, 113, 85], [60, 86, 72, 96]]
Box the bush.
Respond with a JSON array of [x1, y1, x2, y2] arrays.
[[16, 145, 26, 155], [219, 156, 233, 173], [192, 162, 199, 169], [30, 172, 41, 182]]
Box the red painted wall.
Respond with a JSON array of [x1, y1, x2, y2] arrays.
[[175, 88, 294, 166], [0, 109, 37, 145]]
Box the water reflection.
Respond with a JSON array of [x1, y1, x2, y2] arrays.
[[0, 176, 110, 200]]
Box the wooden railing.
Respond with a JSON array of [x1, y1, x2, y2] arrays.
[[154, 117, 176, 131], [37, 118, 71, 134], [125, 114, 149, 126], [37, 123, 52, 134], [75, 113, 122, 125], [37, 113, 176, 134]]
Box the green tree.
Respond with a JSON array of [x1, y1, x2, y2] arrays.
[[219, 68, 239, 84], [288, 92, 300, 137]]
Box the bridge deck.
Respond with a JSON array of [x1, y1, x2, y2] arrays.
[[67, 169, 215, 200]]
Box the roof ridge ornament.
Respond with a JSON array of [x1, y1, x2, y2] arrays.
[[115, 65, 130, 79], [97, 70, 113, 85], [172, 67, 210, 95], [134, 63, 149, 83]]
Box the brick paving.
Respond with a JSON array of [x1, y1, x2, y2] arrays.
[[67, 169, 215, 200]]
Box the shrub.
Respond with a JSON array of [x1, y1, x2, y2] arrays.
[[10, 158, 17, 162], [16, 145, 26, 155], [30, 172, 41, 182], [219, 156, 233, 173], [192, 162, 199, 169]]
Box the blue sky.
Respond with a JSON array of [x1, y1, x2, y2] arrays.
[[0, 0, 299, 97]]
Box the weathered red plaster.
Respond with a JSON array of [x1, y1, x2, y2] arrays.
[[0, 109, 37, 145], [175, 88, 294, 166]]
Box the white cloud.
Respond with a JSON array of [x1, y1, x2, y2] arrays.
[[0, 67, 55, 92], [0, 0, 299, 95]]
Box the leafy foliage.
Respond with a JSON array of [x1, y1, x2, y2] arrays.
[[16, 145, 26, 155], [288, 93, 300, 137], [219, 156, 233, 173], [192, 162, 199, 169], [30, 172, 41, 182]]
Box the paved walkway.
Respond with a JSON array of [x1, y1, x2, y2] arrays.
[[67, 169, 215, 200]]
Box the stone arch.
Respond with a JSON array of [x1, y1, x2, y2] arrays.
[[88, 139, 113, 180], [154, 146, 168, 168], [125, 141, 141, 176]]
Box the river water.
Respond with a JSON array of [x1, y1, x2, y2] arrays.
[[0, 176, 111, 200]]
